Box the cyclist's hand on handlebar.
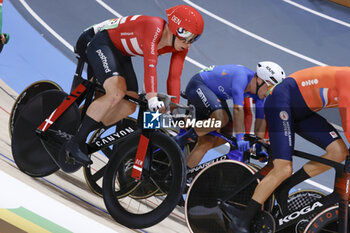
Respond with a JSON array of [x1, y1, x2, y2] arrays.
[[236, 133, 250, 152], [255, 143, 269, 161], [148, 96, 166, 112]]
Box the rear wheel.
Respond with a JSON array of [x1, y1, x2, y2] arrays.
[[9, 80, 62, 138], [11, 89, 80, 177], [102, 130, 186, 228], [185, 160, 260, 233]]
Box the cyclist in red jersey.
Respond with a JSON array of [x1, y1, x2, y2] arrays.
[[229, 66, 350, 233], [65, 5, 204, 165]]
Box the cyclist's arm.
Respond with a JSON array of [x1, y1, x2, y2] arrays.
[[231, 71, 248, 136], [142, 22, 163, 100], [254, 118, 266, 140], [254, 98, 267, 139], [233, 104, 245, 135], [166, 50, 188, 104]]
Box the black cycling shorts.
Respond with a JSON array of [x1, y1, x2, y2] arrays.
[[86, 30, 138, 92], [75, 27, 95, 62], [185, 73, 232, 121]]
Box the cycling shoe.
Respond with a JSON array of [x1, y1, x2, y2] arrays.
[[64, 140, 92, 166]]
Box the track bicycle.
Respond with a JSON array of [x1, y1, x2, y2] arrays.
[[8, 57, 180, 196], [185, 146, 350, 232], [11, 56, 193, 228]]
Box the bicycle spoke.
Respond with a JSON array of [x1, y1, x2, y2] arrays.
[[91, 165, 105, 182]]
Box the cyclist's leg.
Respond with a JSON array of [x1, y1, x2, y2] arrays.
[[99, 51, 138, 126], [295, 113, 348, 177], [213, 101, 233, 147], [175, 74, 227, 148], [66, 31, 137, 165], [228, 80, 295, 232], [186, 135, 215, 168]]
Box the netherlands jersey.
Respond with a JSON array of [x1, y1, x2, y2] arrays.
[[290, 66, 350, 111], [103, 15, 188, 103], [290, 66, 350, 142]]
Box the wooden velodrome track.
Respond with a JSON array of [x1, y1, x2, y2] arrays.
[[0, 79, 188, 232]]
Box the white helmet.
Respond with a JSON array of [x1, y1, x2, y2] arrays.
[[256, 61, 286, 86]]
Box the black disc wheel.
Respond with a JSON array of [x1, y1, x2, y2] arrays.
[[9, 80, 62, 138], [83, 117, 138, 196], [185, 160, 260, 233], [103, 130, 186, 229], [11, 89, 80, 177]]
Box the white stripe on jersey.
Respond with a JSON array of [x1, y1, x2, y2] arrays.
[[249, 98, 256, 134], [121, 38, 137, 56], [120, 16, 128, 24], [131, 15, 141, 21], [322, 88, 329, 107], [130, 37, 143, 55]]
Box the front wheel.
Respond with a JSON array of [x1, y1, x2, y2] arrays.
[[102, 130, 186, 229], [185, 160, 260, 233]]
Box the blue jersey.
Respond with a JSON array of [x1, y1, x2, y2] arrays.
[[199, 64, 265, 118]]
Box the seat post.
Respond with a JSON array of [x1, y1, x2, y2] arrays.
[[70, 57, 85, 93]]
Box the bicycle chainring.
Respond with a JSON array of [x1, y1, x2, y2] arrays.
[[251, 210, 276, 233]]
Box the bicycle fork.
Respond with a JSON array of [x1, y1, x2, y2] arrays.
[[335, 155, 350, 233], [131, 132, 150, 180]]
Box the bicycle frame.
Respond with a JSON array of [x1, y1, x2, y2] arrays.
[[186, 131, 267, 182], [218, 150, 350, 232]]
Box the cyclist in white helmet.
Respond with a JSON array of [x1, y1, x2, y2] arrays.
[[175, 62, 285, 169]]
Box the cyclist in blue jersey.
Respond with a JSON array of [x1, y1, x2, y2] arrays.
[[176, 62, 286, 168]]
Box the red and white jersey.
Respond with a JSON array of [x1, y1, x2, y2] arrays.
[[244, 97, 269, 140], [104, 15, 188, 103]]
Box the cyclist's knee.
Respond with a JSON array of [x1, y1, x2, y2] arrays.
[[197, 136, 215, 152], [272, 159, 293, 180], [326, 139, 348, 162], [103, 76, 127, 106]]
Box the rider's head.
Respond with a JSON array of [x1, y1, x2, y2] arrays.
[[166, 5, 204, 47], [255, 61, 286, 98]]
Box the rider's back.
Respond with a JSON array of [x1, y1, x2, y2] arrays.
[[200, 64, 255, 101], [290, 66, 350, 112]]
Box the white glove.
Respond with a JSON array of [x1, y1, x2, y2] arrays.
[[148, 96, 165, 111]]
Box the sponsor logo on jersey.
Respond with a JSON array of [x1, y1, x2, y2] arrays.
[[196, 88, 210, 107], [121, 32, 134, 36], [151, 27, 161, 55], [218, 86, 230, 99], [96, 49, 111, 73], [279, 111, 289, 121], [301, 79, 319, 87], [278, 201, 323, 226], [329, 131, 338, 138]]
